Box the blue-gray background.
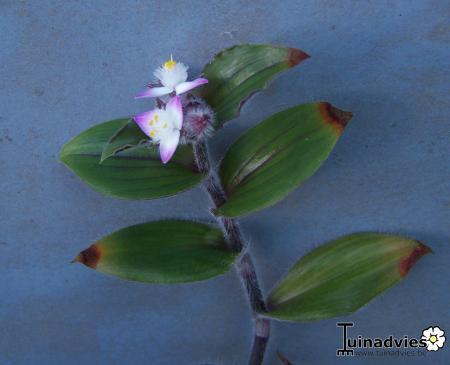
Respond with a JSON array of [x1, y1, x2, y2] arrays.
[[1, 0, 449, 364]]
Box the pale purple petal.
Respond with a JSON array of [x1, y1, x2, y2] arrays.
[[175, 78, 208, 95], [133, 109, 157, 137], [166, 95, 183, 129], [159, 131, 180, 164], [135, 86, 172, 99]]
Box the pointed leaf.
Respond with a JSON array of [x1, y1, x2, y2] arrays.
[[266, 233, 431, 322], [216, 102, 353, 217], [60, 119, 204, 199], [100, 119, 147, 163], [200, 44, 309, 126], [74, 220, 236, 283]]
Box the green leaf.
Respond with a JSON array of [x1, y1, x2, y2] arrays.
[[74, 220, 237, 283], [100, 119, 147, 163], [216, 102, 353, 217], [266, 233, 431, 322], [200, 44, 309, 127], [60, 119, 204, 199]]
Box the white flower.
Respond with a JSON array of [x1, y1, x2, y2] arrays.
[[136, 56, 208, 99], [421, 326, 445, 351], [134, 96, 183, 164]]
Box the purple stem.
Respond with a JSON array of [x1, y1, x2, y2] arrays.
[[193, 140, 271, 365]]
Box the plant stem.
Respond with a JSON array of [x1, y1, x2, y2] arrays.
[[193, 140, 271, 365]]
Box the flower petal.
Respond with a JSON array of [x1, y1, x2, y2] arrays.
[[133, 109, 158, 137], [135, 86, 172, 99], [166, 95, 183, 129], [155, 62, 188, 89], [436, 336, 445, 347], [159, 130, 180, 164], [433, 327, 444, 337], [422, 328, 433, 338], [427, 342, 438, 351], [175, 78, 208, 95]]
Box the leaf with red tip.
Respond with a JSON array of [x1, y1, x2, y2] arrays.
[[216, 102, 353, 217], [200, 44, 309, 126], [266, 233, 431, 322], [74, 220, 237, 284]]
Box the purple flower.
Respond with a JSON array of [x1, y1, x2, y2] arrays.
[[134, 96, 183, 164]]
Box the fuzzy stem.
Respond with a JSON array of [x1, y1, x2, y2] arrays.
[[193, 140, 270, 365]]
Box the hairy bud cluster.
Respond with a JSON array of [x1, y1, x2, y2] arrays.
[[180, 94, 215, 143]]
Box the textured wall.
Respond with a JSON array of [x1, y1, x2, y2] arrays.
[[1, 0, 449, 364]]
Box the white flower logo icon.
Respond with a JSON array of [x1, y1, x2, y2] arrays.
[[421, 326, 445, 351]]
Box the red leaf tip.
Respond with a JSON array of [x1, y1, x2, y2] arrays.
[[319, 102, 353, 134], [73, 244, 102, 269], [399, 242, 432, 277], [287, 48, 310, 67]]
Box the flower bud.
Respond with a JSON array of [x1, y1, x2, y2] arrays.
[[180, 94, 215, 143]]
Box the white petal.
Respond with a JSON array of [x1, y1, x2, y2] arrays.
[[154, 62, 188, 89], [422, 328, 433, 338], [135, 86, 172, 99], [427, 342, 438, 351], [433, 327, 444, 337], [166, 96, 183, 129], [159, 130, 180, 164], [435, 336, 445, 347], [175, 78, 208, 95]]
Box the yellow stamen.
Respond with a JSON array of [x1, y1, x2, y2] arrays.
[[163, 55, 176, 70], [149, 119, 153, 126], [430, 335, 437, 343], [154, 114, 159, 121], [163, 122, 168, 128], [150, 131, 156, 138]]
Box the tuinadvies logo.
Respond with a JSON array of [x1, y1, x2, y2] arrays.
[[336, 323, 445, 357]]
